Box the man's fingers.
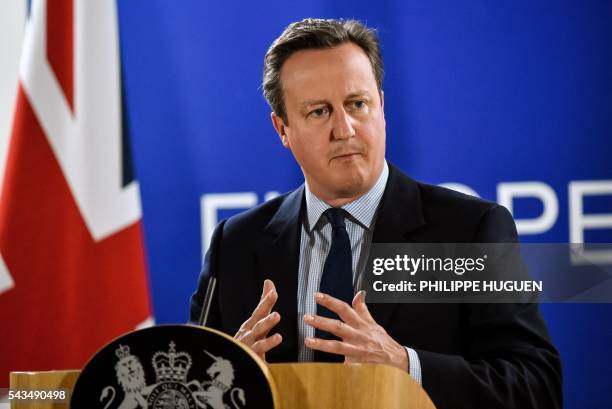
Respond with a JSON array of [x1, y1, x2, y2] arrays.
[[303, 314, 363, 341], [242, 312, 281, 345], [352, 290, 375, 323], [260, 279, 276, 301], [314, 292, 362, 326], [304, 337, 362, 358], [252, 333, 283, 355], [244, 289, 278, 329]]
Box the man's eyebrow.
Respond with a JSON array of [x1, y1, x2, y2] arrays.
[[346, 91, 371, 99], [301, 99, 328, 108]]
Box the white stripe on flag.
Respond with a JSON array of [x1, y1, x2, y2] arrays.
[[0, 255, 14, 295], [0, 0, 27, 200], [136, 316, 155, 330]]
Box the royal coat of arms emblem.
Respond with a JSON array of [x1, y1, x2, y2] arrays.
[[71, 325, 275, 409], [100, 342, 246, 409]]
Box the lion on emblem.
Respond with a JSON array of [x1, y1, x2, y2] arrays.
[[100, 345, 155, 409]]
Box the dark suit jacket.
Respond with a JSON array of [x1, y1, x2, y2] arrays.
[[190, 164, 562, 409]]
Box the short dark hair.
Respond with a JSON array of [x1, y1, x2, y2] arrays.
[[262, 18, 384, 123]]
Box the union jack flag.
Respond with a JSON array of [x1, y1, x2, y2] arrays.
[[0, 0, 152, 387]]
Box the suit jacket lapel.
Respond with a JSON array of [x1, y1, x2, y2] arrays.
[[259, 186, 304, 362], [369, 164, 426, 328]]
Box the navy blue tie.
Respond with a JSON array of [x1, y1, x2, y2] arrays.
[[314, 208, 354, 362]]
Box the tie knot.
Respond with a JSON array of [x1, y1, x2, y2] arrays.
[[323, 208, 347, 229]]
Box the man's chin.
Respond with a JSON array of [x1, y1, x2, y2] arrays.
[[329, 174, 370, 198]]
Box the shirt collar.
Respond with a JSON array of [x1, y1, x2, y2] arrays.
[[304, 160, 389, 232]]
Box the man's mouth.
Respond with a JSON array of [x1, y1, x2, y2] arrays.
[[331, 152, 360, 161]]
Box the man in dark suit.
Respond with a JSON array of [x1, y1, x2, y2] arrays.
[[190, 18, 561, 408]]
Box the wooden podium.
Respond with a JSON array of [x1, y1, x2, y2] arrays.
[[10, 363, 435, 408]]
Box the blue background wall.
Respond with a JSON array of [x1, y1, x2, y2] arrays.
[[116, 1, 612, 407]]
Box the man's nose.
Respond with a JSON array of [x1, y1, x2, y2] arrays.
[[331, 108, 356, 140]]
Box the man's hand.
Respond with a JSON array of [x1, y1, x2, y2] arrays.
[[304, 291, 409, 371], [234, 279, 282, 361]]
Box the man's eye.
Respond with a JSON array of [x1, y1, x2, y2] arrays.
[[353, 100, 366, 109], [310, 108, 328, 118]]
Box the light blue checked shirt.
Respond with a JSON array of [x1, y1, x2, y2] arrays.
[[296, 161, 422, 385]]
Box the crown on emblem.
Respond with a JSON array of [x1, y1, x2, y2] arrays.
[[115, 344, 132, 360], [152, 341, 192, 383]]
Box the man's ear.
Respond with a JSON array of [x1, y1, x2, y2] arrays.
[[379, 90, 386, 124], [271, 112, 290, 148]]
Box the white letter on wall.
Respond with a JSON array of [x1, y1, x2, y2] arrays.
[[569, 181, 612, 264], [200, 193, 257, 259], [497, 182, 558, 235], [264, 191, 280, 202]]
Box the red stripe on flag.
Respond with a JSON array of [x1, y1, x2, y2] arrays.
[[46, 0, 74, 112], [0, 87, 151, 388]]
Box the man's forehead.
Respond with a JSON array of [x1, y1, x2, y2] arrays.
[[282, 43, 372, 78], [280, 43, 378, 104]]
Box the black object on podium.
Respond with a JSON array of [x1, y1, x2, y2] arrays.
[[71, 324, 276, 409]]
